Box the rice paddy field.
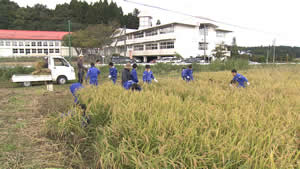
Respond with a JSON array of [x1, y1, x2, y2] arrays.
[[47, 65, 300, 169]]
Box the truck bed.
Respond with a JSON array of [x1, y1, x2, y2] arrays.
[[12, 74, 52, 83]]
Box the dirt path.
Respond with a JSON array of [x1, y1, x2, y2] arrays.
[[0, 85, 73, 168]]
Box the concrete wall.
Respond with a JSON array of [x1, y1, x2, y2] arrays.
[[174, 25, 200, 58]]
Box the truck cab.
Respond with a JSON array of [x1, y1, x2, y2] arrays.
[[49, 56, 76, 84]]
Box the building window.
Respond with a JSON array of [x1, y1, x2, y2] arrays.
[[55, 49, 60, 53], [216, 31, 226, 38], [127, 34, 133, 40], [160, 41, 174, 49], [55, 41, 60, 46], [117, 46, 125, 53], [25, 42, 30, 46], [118, 36, 126, 41], [127, 45, 132, 49], [32, 49, 37, 53], [146, 30, 158, 36], [26, 49, 30, 54], [49, 49, 54, 53], [19, 42, 24, 46], [199, 42, 208, 50], [5, 41, 11, 46], [43, 42, 48, 46], [0, 41, 4, 46], [44, 49, 48, 54], [31, 42, 36, 46], [13, 49, 18, 54], [160, 26, 174, 34], [134, 32, 144, 39], [49, 41, 54, 47], [19, 49, 24, 53], [37, 42, 42, 46], [38, 49, 43, 53], [12, 41, 17, 46], [133, 44, 144, 51], [200, 28, 208, 36], [145, 43, 158, 50]]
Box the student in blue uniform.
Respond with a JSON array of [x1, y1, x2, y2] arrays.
[[143, 65, 158, 83], [70, 82, 83, 103], [69, 83, 89, 126], [185, 65, 194, 82], [121, 63, 141, 91], [131, 63, 139, 83], [86, 62, 100, 86], [181, 67, 186, 80], [231, 69, 250, 88], [108, 62, 118, 84]]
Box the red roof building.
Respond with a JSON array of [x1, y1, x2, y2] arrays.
[[0, 29, 75, 57], [0, 29, 69, 40]]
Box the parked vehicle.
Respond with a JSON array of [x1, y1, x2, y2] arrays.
[[111, 56, 140, 64], [184, 57, 206, 63], [12, 56, 76, 87], [150, 59, 157, 63], [156, 57, 182, 63]]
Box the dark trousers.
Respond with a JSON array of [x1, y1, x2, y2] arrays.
[[78, 71, 85, 84]]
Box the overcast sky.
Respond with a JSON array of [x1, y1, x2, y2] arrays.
[[11, 0, 300, 47]]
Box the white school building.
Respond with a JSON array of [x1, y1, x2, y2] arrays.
[[0, 30, 77, 58], [108, 12, 233, 62]]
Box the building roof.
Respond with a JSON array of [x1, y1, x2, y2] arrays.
[[200, 23, 218, 28], [216, 28, 233, 33], [121, 22, 196, 35], [0, 29, 70, 40]]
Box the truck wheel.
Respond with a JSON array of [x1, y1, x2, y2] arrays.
[[23, 82, 31, 87], [57, 76, 67, 85]]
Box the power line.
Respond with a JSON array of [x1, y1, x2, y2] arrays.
[[123, 0, 280, 35]]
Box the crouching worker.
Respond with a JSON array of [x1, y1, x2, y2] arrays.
[[231, 69, 250, 88], [86, 62, 100, 86], [122, 63, 141, 91], [108, 62, 118, 84], [143, 65, 158, 83], [181, 67, 186, 80], [185, 65, 194, 82], [123, 80, 142, 91], [69, 83, 90, 127]]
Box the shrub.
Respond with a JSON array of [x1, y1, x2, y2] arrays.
[[0, 66, 35, 81]]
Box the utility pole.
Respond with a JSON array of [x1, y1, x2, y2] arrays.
[[124, 25, 127, 58], [204, 24, 207, 57], [272, 39, 276, 63], [266, 46, 269, 64], [68, 20, 72, 59]]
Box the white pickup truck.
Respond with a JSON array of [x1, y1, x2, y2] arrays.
[[12, 56, 76, 87]]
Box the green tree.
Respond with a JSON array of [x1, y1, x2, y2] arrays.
[[213, 43, 227, 60], [230, 37, 239, 59], [62, 24, 119, 55], [0, 0, 139, 31], [0, 0, 19, 29]]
